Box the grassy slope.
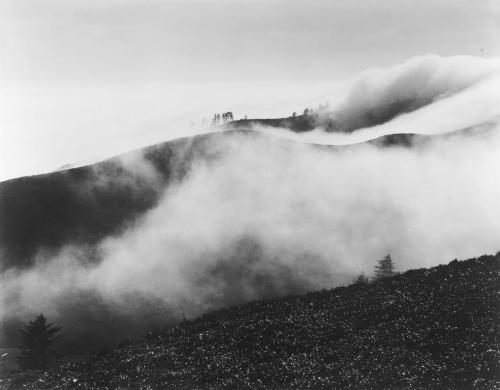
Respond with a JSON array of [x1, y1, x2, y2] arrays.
[[3, 253, 499, 389]]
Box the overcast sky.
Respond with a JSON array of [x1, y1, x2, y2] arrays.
[[1, 0, 499, 180]]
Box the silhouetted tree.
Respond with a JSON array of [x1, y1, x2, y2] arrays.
[[220, 112, 234, 124], [353, 273, 370, 285], [18, 314, 61, 370], [373, 254, 396, 281]]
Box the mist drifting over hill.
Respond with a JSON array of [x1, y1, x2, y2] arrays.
[[0, 55, 499, 350], [244, 55, 500, 143]]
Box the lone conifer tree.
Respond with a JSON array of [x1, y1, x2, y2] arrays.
[[18, 314, 61, 370], [373, 254, 396, 280], [353, 273, 370, 285]]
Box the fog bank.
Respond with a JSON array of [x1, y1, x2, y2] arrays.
[[1, 54, 499, 349], [1, 124, 499, 348]]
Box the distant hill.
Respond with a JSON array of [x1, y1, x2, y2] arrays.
[[226, 103, 419, 133], [0, 131, 231, 269], [3, 253, 499, 389], [0, 129, 437, 271], [228, 114, 316, 133]]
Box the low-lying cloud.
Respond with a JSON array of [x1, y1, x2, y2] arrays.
[[307, 55, 500, 137], [1, 54, 499, 350], [2, 125, 500, 350]]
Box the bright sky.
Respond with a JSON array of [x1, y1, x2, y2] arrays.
[[1, 0, 499, 181]]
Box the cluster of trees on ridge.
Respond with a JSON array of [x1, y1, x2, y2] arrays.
[[200, 106, 319, 128]]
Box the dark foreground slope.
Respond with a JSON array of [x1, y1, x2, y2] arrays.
[[4, 253, 499, 390]]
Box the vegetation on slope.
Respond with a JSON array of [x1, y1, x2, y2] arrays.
[[3, 253, 499, 389]]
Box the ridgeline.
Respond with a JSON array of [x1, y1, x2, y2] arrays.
[[3, 253, 499, 389]]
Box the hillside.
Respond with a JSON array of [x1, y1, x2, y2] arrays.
[[3, 253, 499, 389], [0, 129, 436, 271], [228, 115, 316, 133], [0, 130, 248, 270], [1, 124, 476, 270], [1, 126, 497, 353]]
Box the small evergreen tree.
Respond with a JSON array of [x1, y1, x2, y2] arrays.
[[373, 254, 396, 280], [18, 314, 61, 370], [353, 273, 370, 285]]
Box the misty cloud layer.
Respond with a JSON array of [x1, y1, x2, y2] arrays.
[[1, 55, 499, 349], [2, 126, 500, 349], [308, 55, 500, 136]]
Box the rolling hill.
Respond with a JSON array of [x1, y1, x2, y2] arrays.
[[0, 129, 432, 271]]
